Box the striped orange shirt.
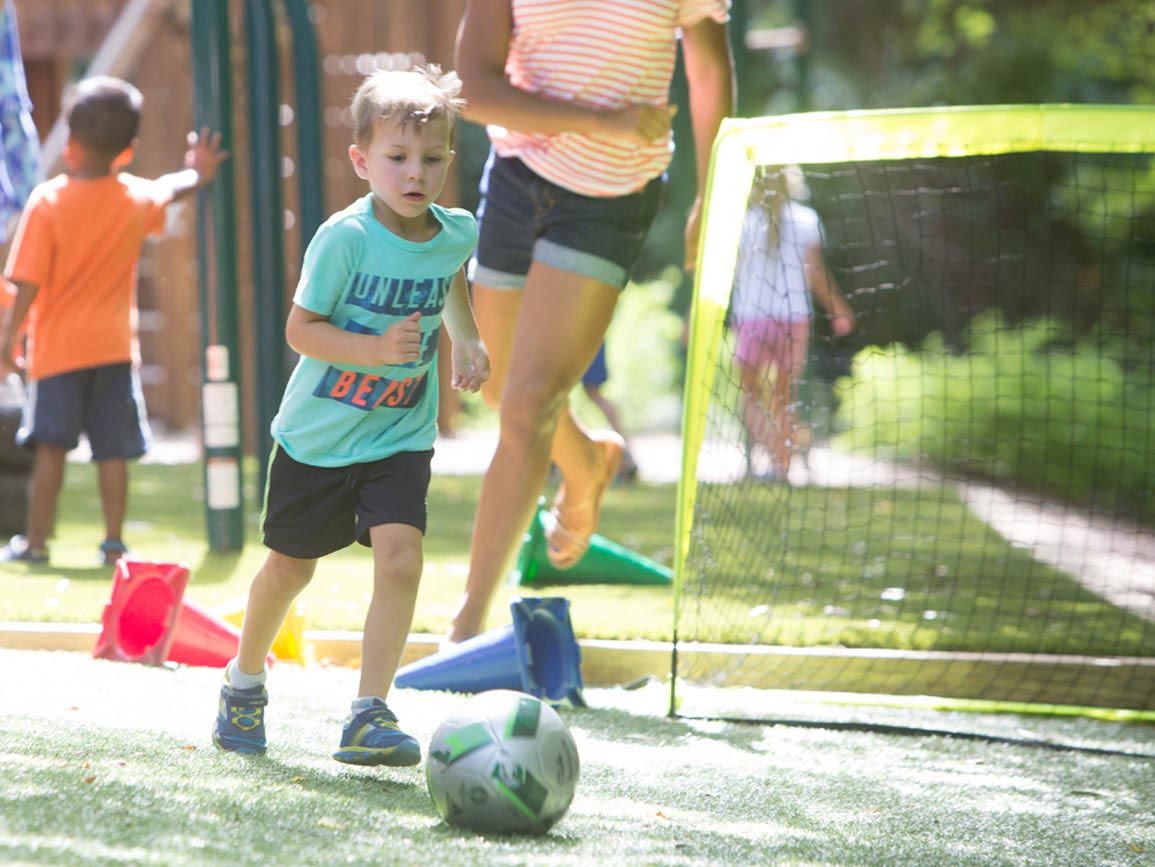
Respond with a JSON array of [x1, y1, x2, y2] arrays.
[[490, 0, 730, 197]]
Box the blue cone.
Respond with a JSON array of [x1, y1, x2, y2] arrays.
[[395, 597, 585, 706]]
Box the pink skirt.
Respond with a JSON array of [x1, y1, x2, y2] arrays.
[[733, 317, 811, 373]]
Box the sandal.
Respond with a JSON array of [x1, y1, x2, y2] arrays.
[[0, 535, 48, 564], [99, 539, 129, 567], [545, 433, 624, 569]]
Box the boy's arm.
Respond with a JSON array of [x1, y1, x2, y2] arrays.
[[441, 269, 489, 393], [285, 304, 423, 367], [804, 245, 856, 337], [155, 128, 228, 202], [681, 16, 736, 270], [455, 0, 675, 144], [0, 279, 38, 375]]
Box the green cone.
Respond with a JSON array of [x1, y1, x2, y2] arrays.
[[510, 505, 673, 586]]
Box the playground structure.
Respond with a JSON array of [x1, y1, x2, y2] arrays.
[[10, 0, 468, 548]]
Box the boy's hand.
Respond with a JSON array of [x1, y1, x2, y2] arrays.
[[185, 128, 229, 186], [450, 338, 490, 393], [380, 312, 423, 364]]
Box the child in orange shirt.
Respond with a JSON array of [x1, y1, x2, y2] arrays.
[[0, 75, 226, 565]]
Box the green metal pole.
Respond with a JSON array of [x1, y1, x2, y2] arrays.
[[192, 1, 245, 551], [245, 0, 286, 498], [793, 0, 813, 111], [730, 0, 749, 115], [281, 0, 326, 249]]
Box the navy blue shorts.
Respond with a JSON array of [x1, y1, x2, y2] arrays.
[[582, 344, 609, 387], [20, 362, 150, 461], [471, 153, 663, 291], [260, 444, 434, 559]]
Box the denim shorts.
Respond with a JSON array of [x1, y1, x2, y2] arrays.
[[20, 362, 150, 460], [471, 153, 663, 291]]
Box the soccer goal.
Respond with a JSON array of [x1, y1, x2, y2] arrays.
[[673, 105, 1155, 718]]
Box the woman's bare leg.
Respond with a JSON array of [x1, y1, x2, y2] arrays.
[[473, 285, 608, 480], [449, 264, 618, 641]]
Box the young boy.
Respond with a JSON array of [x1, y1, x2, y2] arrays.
[[0, 75, 226, 565], [212, 66, 489, 766]]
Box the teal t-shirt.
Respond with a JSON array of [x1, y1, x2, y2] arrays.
[[271, 196, 477, 467]]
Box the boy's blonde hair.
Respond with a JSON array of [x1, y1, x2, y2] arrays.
[[351, 65, 465, 146]]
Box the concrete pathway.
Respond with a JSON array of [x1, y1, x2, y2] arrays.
[[125, 426, 1155, 622]]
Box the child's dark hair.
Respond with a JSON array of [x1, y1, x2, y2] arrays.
[[66, 76, 143, 158], [351, 64, 465, 146]]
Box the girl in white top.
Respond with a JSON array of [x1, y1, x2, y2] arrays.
[[732, 167, 856, 481], [449, 0, 734, 643]]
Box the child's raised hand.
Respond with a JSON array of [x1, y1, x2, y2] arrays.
[[184, 128, 229, 185], [451, 338, 490, 393], [831, 311, 856, 338], [380, 312, 423, 364]]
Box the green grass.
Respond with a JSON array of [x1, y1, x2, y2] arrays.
[[686, 483, 1155, 656], [0, 461, 678, 640], [2, 649, 1152, 867], [2, 460, 1153, 659]]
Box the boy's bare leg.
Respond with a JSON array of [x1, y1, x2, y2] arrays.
[[236, 551, 316, 674], [449, 265, 617, 642], [25, 444, 67, 550], [359, 523, 424, 698], [96, 458, 127, 542]]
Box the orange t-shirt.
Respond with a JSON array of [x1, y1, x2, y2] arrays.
[[5, 173, 171, 380]]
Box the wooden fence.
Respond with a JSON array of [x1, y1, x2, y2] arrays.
[[15, 0, 468, 434]]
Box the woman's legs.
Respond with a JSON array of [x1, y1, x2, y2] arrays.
[[449, 264, 619, 641], [473, 284, 609, 483]]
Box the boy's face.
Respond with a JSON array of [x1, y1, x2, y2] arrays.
[[349, 115, 454, 223]]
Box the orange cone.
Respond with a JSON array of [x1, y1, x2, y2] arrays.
[[93, 560, 190, 665], [93, 559, 273, 669], [217, 598, 307, 664], [167, 600, 255, 668]]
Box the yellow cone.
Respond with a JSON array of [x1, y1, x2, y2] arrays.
[[215, 598, 308, 664]]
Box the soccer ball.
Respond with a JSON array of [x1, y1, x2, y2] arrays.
[[426, 689, 580, 834]]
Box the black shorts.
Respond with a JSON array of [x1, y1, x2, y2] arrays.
[[260, 444, 433, 559], [21, 362, 150, 460]]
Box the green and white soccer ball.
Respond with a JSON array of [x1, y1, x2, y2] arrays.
[[426, 689, 580, 834]]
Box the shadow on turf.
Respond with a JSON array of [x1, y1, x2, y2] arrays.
[[567, 700, 1155, 761], [565, 704, 769, 754], [191, 549, 245, 585], [6, 563, 112, 581], [224, 753, 583, 844]]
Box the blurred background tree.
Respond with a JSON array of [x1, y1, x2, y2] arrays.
[[451, 1, 1155, 432]]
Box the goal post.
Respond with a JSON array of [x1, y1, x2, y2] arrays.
[[674, 104, 1155, 716]]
